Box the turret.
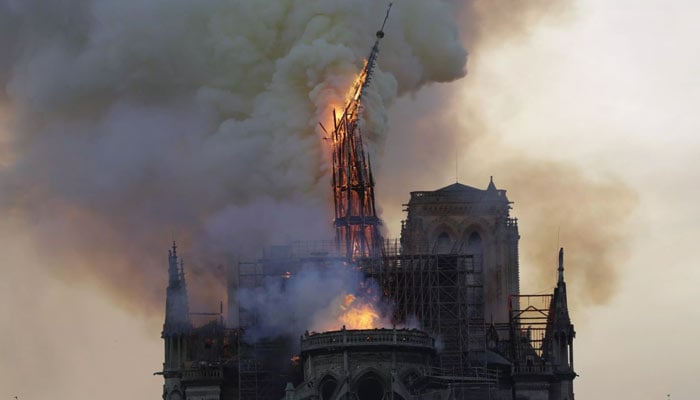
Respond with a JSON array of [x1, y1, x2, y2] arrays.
[[163, 241, 190, 334], [161, 242, 190, 400], [487, 175, 497, 192], [558, 247, 565, 286], [551, 249, 572, 335], [545, 248, 576, 400]]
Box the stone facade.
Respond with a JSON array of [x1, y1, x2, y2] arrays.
[[290, 328, 435, 400], [400, 180, 520, 324], [158, 180, 577, 400]]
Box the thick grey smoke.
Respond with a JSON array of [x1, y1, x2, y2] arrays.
[[237, 264, 392, 340], [0, 0, 467, 313]]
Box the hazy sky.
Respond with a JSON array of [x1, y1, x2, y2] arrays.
[[2, 0, 699, 399], [385, 1, 700, 398]]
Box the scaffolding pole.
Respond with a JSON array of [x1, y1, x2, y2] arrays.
[[363, 252, 488, 381]]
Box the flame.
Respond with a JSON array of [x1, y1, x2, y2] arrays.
[[321, 61, 368, 145], [343, 293, 356, 305], [311, 286, 390, 332], [316, 60, 383, 332], [349, 60, 369, 102], [290, 355, 300, 366], [338, 293, 381, 329]]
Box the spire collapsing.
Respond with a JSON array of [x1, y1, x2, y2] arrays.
[[330, 3, 392, 261]]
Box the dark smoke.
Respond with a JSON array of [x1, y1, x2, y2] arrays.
[[1, 0, 626, 322], [0, 0, 468, 315]]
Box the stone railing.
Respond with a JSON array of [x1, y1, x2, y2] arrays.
[[301, 328, 434, 353], [182, 365, 224, 381], [512, 364, 552, 375]]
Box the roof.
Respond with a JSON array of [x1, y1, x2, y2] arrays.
[[409, 178, 507, 203], [486, 350, 512, 366], [435, 182, 485, 194]]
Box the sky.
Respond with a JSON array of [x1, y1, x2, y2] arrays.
[[380, 0, 700, 398], [2, 0, 699, 399]]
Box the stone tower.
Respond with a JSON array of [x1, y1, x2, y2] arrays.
[[400, 178, 520, 323], [162, 242, 191, 400]]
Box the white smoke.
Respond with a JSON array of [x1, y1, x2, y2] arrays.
[[0, 0, 467, 309]]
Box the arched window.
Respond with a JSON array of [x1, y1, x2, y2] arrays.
[[319, 376, 338, 400], [355, 373, 385, 400], [467, 231, 482, 255], [435, 232, 451, 254]]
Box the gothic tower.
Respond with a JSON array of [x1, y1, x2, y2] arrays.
[[545, 248, 577, 400], [400, 178, 520, 323], [162, 242, 191, 400]]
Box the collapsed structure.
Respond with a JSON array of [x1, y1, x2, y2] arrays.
[[158, 7, 576, 400]]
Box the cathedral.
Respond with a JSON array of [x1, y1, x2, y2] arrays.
[[158, 179, 577, 400], [158, 13, 575, 399]]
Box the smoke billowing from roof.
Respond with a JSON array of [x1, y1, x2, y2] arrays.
[[0, 0, 467, 314], [238, 264, 393, 340], [0, 0, 635, 320]]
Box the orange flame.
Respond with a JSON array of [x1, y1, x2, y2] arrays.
[[349, 60, 369, 102], [331, 60, 369, 120], [338, 293, 381, 329], [320, 60, 369, 147], [290, 355, 300, 366]]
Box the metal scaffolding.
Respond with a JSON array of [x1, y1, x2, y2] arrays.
[[236, 251, 343, 400], [363, 250, 487, 378], [237, 260, 282, 400], [508, 294, 553, 374], [236, 237, 496, 398], [236, 339, 283, 400]]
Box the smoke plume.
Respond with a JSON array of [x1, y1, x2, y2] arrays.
[[0, 0, 630, 322], [462, 153, 637, 305], [0, 0, 466, 314], [377, 0, 637, 308], [0, 1, 638, 398]]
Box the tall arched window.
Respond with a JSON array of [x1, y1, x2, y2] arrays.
[[436, 232, 451, 254], [319, 376, 338, 400], [355, 373, 385, 400], [467, 231, 482, 255]]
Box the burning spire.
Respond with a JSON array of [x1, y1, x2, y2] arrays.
[[329, 3, 392, 261]]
